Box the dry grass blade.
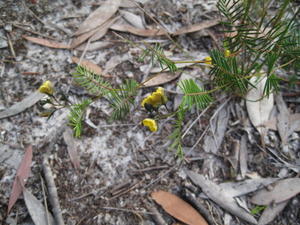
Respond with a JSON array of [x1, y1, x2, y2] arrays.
[[23, 36, 70, 49], [74, 0, 121, 36], [151, 190, 209, 225], [7, 145, 33, 214], [251, 178, 300, 205]]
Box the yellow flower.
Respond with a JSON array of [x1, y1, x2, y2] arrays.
[[38, 80, 54, 95], [204, 56, 212, 65], [141, 87, 168, 110], [224, 49, 231, 57], [142, 118, 157, 132]]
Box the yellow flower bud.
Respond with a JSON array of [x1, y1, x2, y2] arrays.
[[224, 49, 231, 57], [204, 56, 212, 65], [142, 118, 157, 132], [38, 80, 54, 95]]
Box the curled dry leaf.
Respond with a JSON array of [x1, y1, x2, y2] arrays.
[[74, 0, 121, 36], [151, 190, 209, 225], [246, 75, 274, 135], [23, 36, 70, 49], [7, 146, 33, 214], [251, 178, 300, 205]]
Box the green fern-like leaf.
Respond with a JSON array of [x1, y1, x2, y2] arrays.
[[140, 43, 177, 72], [263, 74, 280, 97], [72, 66, 112, 96], [168, 106, 186, 158], [68, 99, 92, 137], [179, 79, 212, 110], [108, 79, 139, 120]]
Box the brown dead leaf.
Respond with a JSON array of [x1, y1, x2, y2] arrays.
[[151, 190, 209, 225], [110, 22, 167, 37], [71, 28, 98, 49], [251, 178, 300, 205], [75, 41, 113, 52], [173, 19, 219, 35], [111, 19, 219, 37], [142, 72, 181, 87], [72, 57, 111, 78], [7, 145, 33, 214], [90, 16, 120, 42], [74, 0, 121, 36], [23, 36, 70, 49]]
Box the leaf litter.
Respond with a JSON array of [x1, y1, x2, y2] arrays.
[[151, 190, 209, 225], [7, 146, 33, 214]]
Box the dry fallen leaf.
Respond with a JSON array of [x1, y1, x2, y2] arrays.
[[260, 113, 300, 132], [258, 200, 289, 225], [7, 146, 33, 214], [110, 22, 166, 37], [151, 190, 209, 225], [120, 10, 145, 29], [23, 36, 70, 49], [142, 72, 181, 87], [219, 178, 278, 198], [63, 128, 80, 169], [246, 75, 274, 135], [75, 41, 113, 52], [72, 57, 103, 76], [0, 91, 44, 119], [185, 170, 257, 224], [74, 0, 121, 36], [251, 178, 300, 205], [23, 188, 55, 225], [90, 16, 120, 42], [173, 19, 219, 35], [111, 19, 218, 37], [275, 94, 292, 146]]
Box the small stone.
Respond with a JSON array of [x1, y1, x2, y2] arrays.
[[4, 24, 12, 32]]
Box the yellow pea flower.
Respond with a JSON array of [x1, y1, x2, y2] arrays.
[[224, 49, 231, 57], [141, 87, 168, 110], [204, 56, 212, 65], [142, 118, 157, 132], [38, 80, 54, 95]]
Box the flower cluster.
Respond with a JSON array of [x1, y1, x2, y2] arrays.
[[141, 87, 167, 111], [141, 87, 168, 132]]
